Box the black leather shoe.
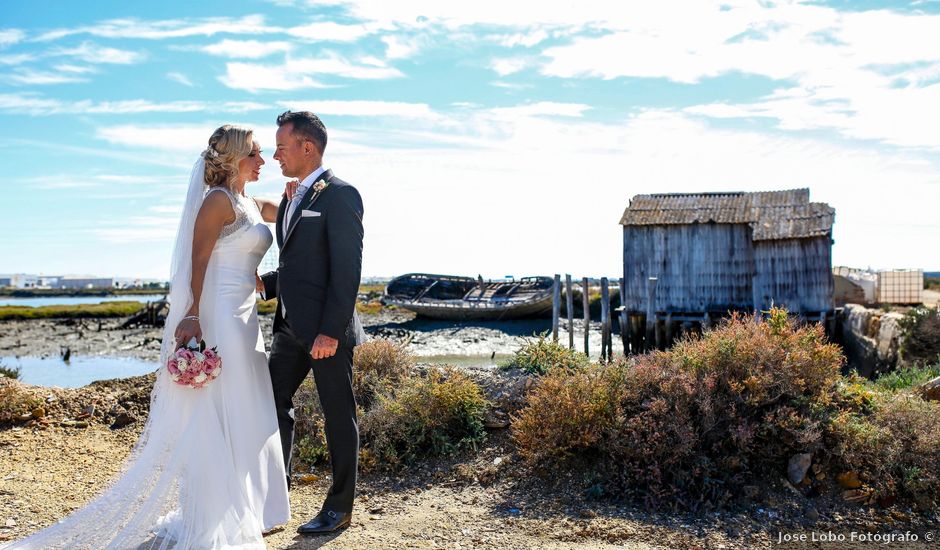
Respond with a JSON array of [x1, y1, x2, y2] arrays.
[[296, 509, 351, 535]]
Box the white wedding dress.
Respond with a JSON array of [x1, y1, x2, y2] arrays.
[[4, 186, 289, 549]]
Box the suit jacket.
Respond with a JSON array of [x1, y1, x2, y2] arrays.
[[261, 169, 365, 349]]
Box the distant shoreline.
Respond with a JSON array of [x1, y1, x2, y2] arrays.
[[0, 288, 166, 298]]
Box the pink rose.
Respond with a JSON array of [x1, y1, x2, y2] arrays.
[[178, 350, 195, 362], [167, 359, 180, 376]]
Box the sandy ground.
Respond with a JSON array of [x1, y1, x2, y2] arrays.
[[6, 421, 935, 549], [923, 290, 940, 307]]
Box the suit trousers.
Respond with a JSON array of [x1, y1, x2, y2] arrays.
[[268, 321, 358, 514]]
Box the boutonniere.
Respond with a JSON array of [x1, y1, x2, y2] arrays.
[[312, 179, 329, 193]]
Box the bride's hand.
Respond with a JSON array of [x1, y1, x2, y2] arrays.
[[283, 179, 300, 200], [174, 316, 202, 349], [255, 272, 265, 294]]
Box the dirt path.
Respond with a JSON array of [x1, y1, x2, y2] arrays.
[[0, 421, 789, 549]]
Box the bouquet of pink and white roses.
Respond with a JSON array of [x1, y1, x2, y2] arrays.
[[167, 341, 222, 389]]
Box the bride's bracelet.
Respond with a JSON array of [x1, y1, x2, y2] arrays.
[[182, 315, 200, 322]]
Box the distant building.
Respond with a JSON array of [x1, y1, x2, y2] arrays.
[[55, 276, 116, 289], [619, 188, 835, 350]]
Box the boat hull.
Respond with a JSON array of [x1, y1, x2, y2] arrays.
[[382, 273, 554, 321]]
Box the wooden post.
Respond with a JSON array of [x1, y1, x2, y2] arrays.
[[552, 274, 561, 342], [601, 277, 610, 362], [565, 274, 574, 350], [618, 277, 627, 355], [665, 312, 673, 348], [582, 277, 590, 355], [645, 277, 658, 352]]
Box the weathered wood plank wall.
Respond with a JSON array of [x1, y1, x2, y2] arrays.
[[753, 238, 834, 313], [622, 223, 755, 313]]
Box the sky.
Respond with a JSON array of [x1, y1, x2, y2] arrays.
[[1, 0, 939, 280]]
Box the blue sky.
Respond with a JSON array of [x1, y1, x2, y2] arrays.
[[1, 0, 939, 280]]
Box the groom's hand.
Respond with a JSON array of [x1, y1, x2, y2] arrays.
[[310, 334, 339, 360]]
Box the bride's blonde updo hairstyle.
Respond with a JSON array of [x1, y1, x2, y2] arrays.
[[202, 124, 254, 189]]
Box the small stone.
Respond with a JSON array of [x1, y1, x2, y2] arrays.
[[4, 519, 15, 528], [805, 507, 820, 521], [60, 420, 89, 428], [836, 471, 862, 489], [368, 506, 384, 514], [815, 472, 826, 481], [493, 457, 503, 467], [919, 375, 940, 401], [110, 412, 136, 429], [579, 509, 597, 519], [787, 453, 812, 485], [295, 474, 319, 484]]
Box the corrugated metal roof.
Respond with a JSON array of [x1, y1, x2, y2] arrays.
[[619, 188, 834, 240]]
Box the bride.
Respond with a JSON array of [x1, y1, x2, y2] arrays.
[[5, 125, 290, 549]]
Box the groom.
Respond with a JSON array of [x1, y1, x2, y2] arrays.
[[261, 110, 365, 535]]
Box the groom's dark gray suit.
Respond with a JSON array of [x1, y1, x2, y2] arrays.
[[261, 168, 364, 514]]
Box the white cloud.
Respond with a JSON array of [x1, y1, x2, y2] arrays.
[[0, 29, 24, 48], [0, 93, 267, 115], [221, 53, 403, 91], [166, 71, 193, 86], [53, 64, 97, 74], [381, 35, 423, 59], [6, 69, 88, 85], [490, 57, 532, 77], [487, 101, 591, 118], [277, 99, 437, 119], [286, 21, 375, 41], [35, 15, 271, 41], [220, 62, 330, 92], [0, 53, 36, 65], [96, 124, 217, 153], [200, 39, 292, 58], [54, 41, 144, 65], [493, 29, 549, 48]]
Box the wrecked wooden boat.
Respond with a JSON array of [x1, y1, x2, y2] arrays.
[[383, 273, 554, 320]]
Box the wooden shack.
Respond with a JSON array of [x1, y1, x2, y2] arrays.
[[619, 189, 835, 350]]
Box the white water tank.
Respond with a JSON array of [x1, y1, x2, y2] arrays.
[[876, 269, 923, 304]]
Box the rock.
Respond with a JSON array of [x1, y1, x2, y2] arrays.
[[579, 509, 597, 519], [877, 494, 897, 508], [4, 519, 15, 527], [836, 471, 862, 489], [483, 409, 510, 429], [110, 412, 136, 429], [493, 457, 503, 467], [805, 507, 820, 521], [787, 453, 812, 485], [368, 506, 384, 514], [919, 376, 940, 401], [295, 474, 319, 484], [842, 489, 874, 504], [60, 420, 89, 428]]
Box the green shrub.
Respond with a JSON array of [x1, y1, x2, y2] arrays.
[[513, 308, 845, 509], [828, 392, 940, 501], [360, 367, 487, 467], [0, 360, 20, 380], [503, 334, 590, 375], [0, 301, 143, 320], [872, 361, 940, 392], [353, 339, 414, 409]]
